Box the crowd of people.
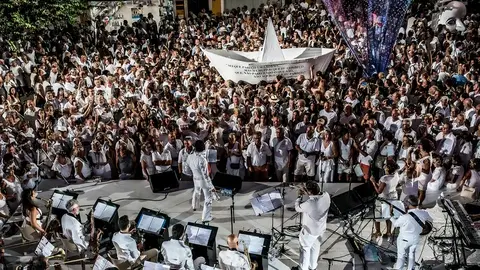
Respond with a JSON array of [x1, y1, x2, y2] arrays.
[[0, 0, 478, 237]]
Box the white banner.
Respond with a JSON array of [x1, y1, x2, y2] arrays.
[[203, 48, 334, 84]]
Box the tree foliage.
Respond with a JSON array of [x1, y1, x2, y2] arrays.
[[0, 0, 89, 40]]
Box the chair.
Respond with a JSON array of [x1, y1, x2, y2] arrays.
[[59, 237, 80, 260], [15, 224, 40, 242], [107, 253, 131, 270]]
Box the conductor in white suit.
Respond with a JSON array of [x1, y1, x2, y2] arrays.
[[295, 181, 331, 270], [185, 140, 215, 223]]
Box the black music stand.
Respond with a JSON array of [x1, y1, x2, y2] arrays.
[[92, 199, 120, 251], [50, 190, 78, 219], [134, 208, 170, 251], [185, 222, 218, 265], [212, 172, 242, 233], [238, 230, 272, 270]]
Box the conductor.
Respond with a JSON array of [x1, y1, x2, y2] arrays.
[[295, 181, 330, 270]]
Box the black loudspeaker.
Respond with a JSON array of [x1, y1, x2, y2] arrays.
[[353, 182, 377, 204], [329, 191, 364, 218], [148, 170, 179, 193], [212, 172, 242, 194]]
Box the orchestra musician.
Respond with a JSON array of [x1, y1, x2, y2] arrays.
[[390, 195, 432, 270], [218, 234, 250, 270], [295, 181, 330, 270], [21, 188, 46, 236], [112, 215, 159, 266], [161, 223, 200, 270], [61, 199, 89, 252]]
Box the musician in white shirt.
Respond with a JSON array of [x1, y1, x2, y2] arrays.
[[390, 195, 432, 270], [161, 224, 199, 270], [184, 140, 215, 222], [270, 127, 293, 182], [112, 215, 158, 265], [61, 199, 89, 252], [294, 126, 321, 182], [295, 181, 331, 270], [218, 234, 251, 270]]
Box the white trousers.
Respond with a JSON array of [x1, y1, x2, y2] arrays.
[[394, 236, 419, 270], [317, 159, 334, 183], [275, 163, 289, 182], [192, 179, 213, 221], [299, 228, 322, 270]]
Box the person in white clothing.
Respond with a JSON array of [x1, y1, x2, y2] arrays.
[[338, 131, 354, 182], [178, 137, 194, 181], [218, 234, 251, 270], [73, 148, 92, 182], [246, 131, 272, 182], [390, 195, 432, 270], [294, 126, 320, 182], [427, 157, 446, 191], [162, 224, 205, 270], [270, 127, 293, 182], [185, 140, 215, 222], [295, 181, 331, 270], [317, 130, 337, 183], [435, 123, 456, 157], [112, 215, 158, 266], [457, 158, 480, 197], [370, 163, 400, 238], [152, 142, 173, 173], [61, 199, 89, 252]]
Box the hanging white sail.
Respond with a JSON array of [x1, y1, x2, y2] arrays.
[[259, 18, 285, 63]]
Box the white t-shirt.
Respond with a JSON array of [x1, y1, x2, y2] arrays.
[[152, 150, 172, 173]]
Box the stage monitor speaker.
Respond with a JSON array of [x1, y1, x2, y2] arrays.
[[213, 172, 242, 194], [329, 191, 365, 218], [353, 182, 377, 204], [148, 170, 179, 193]]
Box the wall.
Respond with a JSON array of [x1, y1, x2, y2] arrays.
[[223, 0, 269, 11], [104, 3, 161, 31]]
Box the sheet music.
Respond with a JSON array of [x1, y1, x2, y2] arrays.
[[35, 236, 54, 257], [93, 255, 116, 270], [144, 261, 170, 270], [238, 234, 264, 256], [186, 225, 211, 246], [51, 193, 74, 210], [148, 217, 165, 233], [138, 214, 154, 231], [251, 191, 283, 215], [93, 202, 116, 222]]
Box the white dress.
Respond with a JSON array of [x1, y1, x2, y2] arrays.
[[378, 174, 400, 219], [317, 141, 334, 183], [427, 167, 446, 191], [73, 157, 92, 180], [337, 138, 352, 174], [88, 150, 111, 179]]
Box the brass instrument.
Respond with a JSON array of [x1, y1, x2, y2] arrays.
[[39, 198, 60, 240], [289, 183, 309, 196], [45, 248, 66, 261], [89, 209, 103, 256], [241, 240, 258, 270]]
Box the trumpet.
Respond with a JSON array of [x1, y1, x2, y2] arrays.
[[289, 183, 309, 196]]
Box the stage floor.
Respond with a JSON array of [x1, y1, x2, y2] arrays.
[[3, 179, 475, 269]]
